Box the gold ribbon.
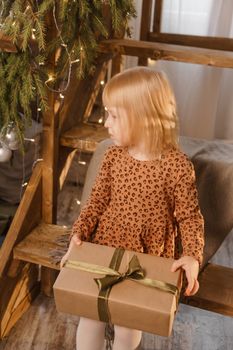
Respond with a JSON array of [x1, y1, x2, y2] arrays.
[[65, 248, 179, 323]]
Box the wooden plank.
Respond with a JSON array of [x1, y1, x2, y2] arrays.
[[99, 39, 233, 68], [59, 149, 78, 190], [139, 0, 153, 66], [111, 54, 122, 77], [41, 267, 58, 297], [41, 12, 59, 225], [153, 0, 163, 34], [14, 223, 71, 270], [59, 53, 112, 134], [2, 264, 38, 324], [0, 263, 39, 338], [82, 61, 109, 123], [40, 11, 66, 294], [140, 0, 153, 41], [2, 282, 40, 338], [149, 32, 233, 52], [42, 96, 59, 224], [0, 163, 42, 278], [60, 123, 108, 152], [181, 264, 233, 317], [0, 31, 17, 52]]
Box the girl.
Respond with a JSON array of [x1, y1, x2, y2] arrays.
[[61, 67, 205, 350]]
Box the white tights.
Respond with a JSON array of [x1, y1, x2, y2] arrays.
[[76, 317, 142, 350]]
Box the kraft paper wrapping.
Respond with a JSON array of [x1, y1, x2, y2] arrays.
[[53, 242, 182, 337]]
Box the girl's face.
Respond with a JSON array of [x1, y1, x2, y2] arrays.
[[104, 107, 129, 147]]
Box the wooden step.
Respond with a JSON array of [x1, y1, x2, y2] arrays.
[[60, 123, 108, 152], [99, 39, 233, 68], [13, 223, 71, 270], [181, 263, 233, 317]]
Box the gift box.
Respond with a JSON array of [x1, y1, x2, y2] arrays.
[[53, 242, 182, 337]]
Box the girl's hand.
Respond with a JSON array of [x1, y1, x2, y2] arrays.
[[171, 256, 200, 296], [60, 234, 82, 269]]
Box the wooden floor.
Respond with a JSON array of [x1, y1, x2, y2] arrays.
[[1, 157, 233, 350]]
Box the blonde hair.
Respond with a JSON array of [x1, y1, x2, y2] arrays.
[[103, 66, 179, 156]]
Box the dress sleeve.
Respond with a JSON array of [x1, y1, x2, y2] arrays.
[[71, 147, 113, 240], [174, 159, 205, 265]]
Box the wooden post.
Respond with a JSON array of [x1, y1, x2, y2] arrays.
[[42, 92, 59, 224], [111, 54, 122, 77], [153, 0, 163, 34], [42, 9, 59, 224], [41, 266, 59, 297], [138, 0, 153, 66], [41, 11, 60, 295]]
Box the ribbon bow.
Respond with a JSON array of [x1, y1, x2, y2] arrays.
[[94, 254, 145, 291]]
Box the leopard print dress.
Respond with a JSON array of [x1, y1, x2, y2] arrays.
[[72, 146, 204, 264]]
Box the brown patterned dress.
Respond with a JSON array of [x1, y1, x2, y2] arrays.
[[72, 146, 204, 264]]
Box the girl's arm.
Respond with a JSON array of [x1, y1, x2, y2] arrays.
[[172, 159, 205, 295], [60, 147, 113, 268], [71, 147, 113, 242], [174, 160, 205, 265]]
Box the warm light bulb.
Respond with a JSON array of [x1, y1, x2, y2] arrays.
[[24, 138, 35, 143], [71, 58, 80, 64], [45, 74, 54, 84]]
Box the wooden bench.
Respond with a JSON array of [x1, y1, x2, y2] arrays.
[[13, 222, 233, 317]]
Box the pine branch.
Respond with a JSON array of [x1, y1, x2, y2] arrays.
[[34, 17, 46, 51], [21, 20, 33, 51], [38, 0, 54, 15], [0, 0, 136, 144]]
